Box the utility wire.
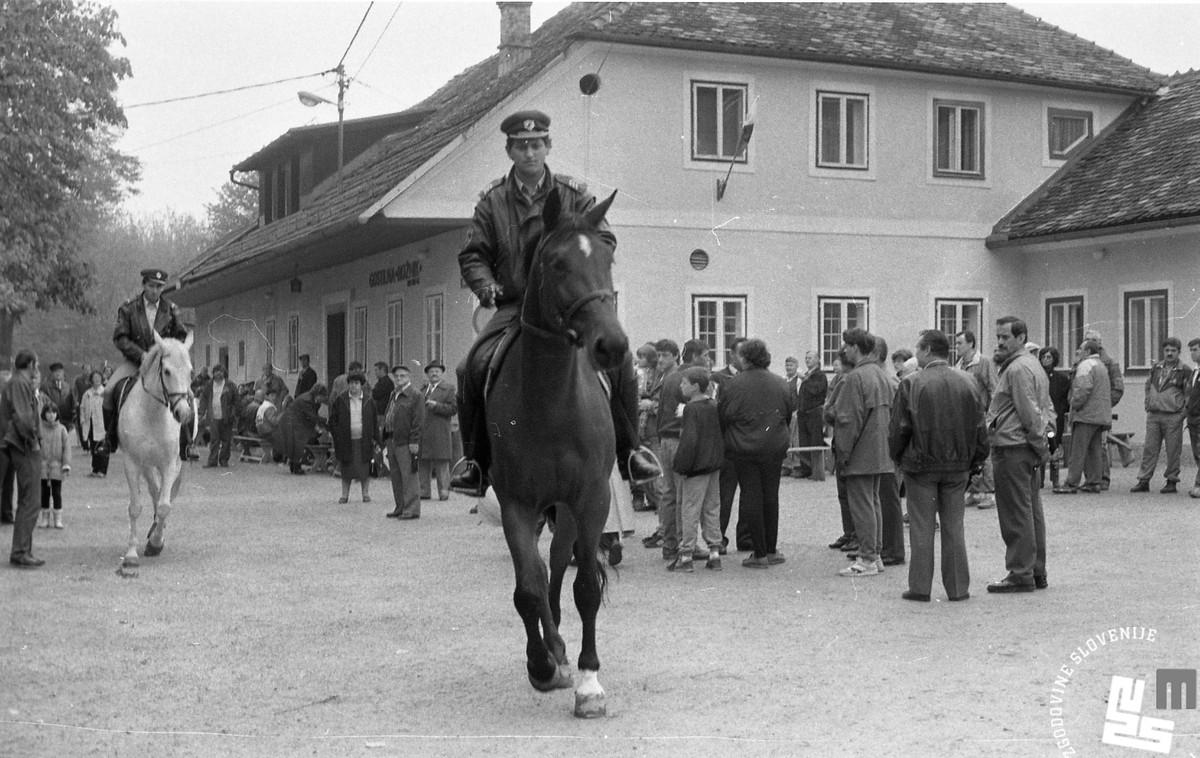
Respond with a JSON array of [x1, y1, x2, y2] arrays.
[[124, 71, 331, 109], [338, 2, 375, 69], [130, 96, 298, 152], [353, 2, 402, 81]]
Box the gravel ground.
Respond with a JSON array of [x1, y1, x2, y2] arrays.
[[1, 448, 1197, 757]]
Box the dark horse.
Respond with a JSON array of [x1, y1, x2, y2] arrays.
[[487, 187, 625, 718]]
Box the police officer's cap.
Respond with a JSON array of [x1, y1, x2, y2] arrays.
[[501, 110, 550, 139], [141, 268, 169, 284]]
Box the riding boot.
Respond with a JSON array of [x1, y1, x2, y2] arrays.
[[626, 446, 663, 485]]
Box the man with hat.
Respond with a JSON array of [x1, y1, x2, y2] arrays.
[[103, 268, 190, 451], [418, 360, 456, 501], [450, 109, 661, 496]]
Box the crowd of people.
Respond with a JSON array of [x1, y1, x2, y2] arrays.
[[623, 318, 1200, 601]]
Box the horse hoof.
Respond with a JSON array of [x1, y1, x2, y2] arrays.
[[573, 692, 607, 719], [144, 542, 162, 557], [528, 664, 574, 692], [122, 555, 140, 568]]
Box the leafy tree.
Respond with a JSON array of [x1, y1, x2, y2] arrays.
[[205, 178, 259, 242], [0, 0, 137, 366], [14, 209, 209, 372]]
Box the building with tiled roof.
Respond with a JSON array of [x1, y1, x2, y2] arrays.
[[173, 2, 1194, 437]]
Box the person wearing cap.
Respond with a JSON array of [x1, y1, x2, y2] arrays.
[[451, 109, 661, 496], [418, 361, 456, 501], [103, 268, 190, 451]]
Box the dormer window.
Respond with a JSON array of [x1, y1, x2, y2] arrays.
[[1047, 108, 1092, 160], [261, 156, 301, 224]]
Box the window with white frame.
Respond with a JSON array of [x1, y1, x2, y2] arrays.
[[818, 296, 869, 370], [1124, 289, 1168, 370], [936, 298, 983, 365], [934, 99, 984, 178], [692, 295, 746, 362], [692, 81, 748, 162], [352, 305, 367, 367], [424, 293, 443, 365], [1045, 296, 1084, 368], [287, 314, 299, 372], [387, 299, 403, 369], [1047, 108, 1092, 160], [817, 90, 868, 169]]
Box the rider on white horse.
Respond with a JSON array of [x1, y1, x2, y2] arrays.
[[103, 268, 189, 452]]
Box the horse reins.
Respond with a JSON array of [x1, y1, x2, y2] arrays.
[[520, 238, 613, 347], [141, 348, 194, 416]]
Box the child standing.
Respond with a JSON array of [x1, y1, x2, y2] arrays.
[[668, 366, 725, 572], [39, 404, 72, 528]]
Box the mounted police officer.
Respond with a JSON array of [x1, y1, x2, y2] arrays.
[[450, 110, 661, 497], [102, 268, 189, 451]]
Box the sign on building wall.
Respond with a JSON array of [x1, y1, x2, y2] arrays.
[[368, 259, 422, 288]]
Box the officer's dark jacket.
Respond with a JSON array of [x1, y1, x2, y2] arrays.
[[458, 166, 615, 307], [113, 294, 188, 364]]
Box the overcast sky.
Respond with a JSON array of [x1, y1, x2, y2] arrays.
[[108, 1, 1200, 219]]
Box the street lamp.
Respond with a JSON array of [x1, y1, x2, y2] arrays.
[[298, 64, 347, 181]]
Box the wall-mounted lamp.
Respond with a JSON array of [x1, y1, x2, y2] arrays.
[[290, 277, 303, 293], [716, 97, 759, 201]]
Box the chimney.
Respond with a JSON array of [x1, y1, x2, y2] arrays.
[[497, 2, 532, 77]]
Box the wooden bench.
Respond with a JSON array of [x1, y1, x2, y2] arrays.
[[786, 445, 832, 481], [305, 443, 333, 474], [233, 435, 272, 464]]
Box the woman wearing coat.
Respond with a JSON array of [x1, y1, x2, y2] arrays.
[[77, 370, 109, 477], [328, 372, 378, 503], [717, 338, 797, 569]]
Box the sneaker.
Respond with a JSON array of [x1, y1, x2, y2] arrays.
[[838, 561, 880, 577], [1189, 486, 1200, 499], [766, 553, 786, 565], [1131, 480, 1150, 493], [741, 555, 770, 569], [666, 557, 693, 573], [975, 494, 996, 509], [1161, 482, 1178, 494], [875, 558, 885, 573], [705, 555, 722, 571], [641, 531, 663, 549]]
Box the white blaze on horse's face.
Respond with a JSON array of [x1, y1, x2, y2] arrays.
[[577, 234, 592, 258]]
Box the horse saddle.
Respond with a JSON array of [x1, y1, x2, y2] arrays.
[[482, 323, 521, 400]]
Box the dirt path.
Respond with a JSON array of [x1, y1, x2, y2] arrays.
[[2, 455, 1197, 757]]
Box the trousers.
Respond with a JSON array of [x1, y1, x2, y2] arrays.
[[903, 470, 970, 598], [992, 445, 1046, 585], [1137, 411, 1185, 483]]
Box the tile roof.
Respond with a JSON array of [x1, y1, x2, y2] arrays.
[[177, 3, 1166, 289], [990, 71, 1200, 245]]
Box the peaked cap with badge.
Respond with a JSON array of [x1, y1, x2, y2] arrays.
[[500, 110, 550, 139]]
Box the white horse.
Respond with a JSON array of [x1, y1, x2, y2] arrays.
[[119, 331, 195, 568]]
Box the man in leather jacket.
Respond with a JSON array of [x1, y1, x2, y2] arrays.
[[450, 110, 660, 497]]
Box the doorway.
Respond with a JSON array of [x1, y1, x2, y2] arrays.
[[326, 311, 346, 382]]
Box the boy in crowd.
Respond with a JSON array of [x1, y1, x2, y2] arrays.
[[668, 366, 725, 572]]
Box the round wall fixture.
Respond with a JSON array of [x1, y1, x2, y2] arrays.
[[579, 73, 601, 95], [689, 249, 709, 271]]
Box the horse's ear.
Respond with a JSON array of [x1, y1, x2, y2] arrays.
[[543, 186, 563, 229], [585, 190, 617, 228], [152, 331, 165, 348], [182, 330, 194, 351]]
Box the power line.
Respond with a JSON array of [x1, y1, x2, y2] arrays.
[[129, 96, 298, 152], [338, 2, 375, 70], [124, 71, 332, 109], [353, 2, 403, 81]]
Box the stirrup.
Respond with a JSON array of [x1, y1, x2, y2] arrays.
[[627, 446, 663, 486], [449, 457, 487, 497]]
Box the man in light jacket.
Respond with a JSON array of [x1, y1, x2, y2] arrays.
[[1131, 337, 1191, 494], [833, 328, 893, 578], [985, 317, 1053, 594], [1055, 340, 1111, 494]]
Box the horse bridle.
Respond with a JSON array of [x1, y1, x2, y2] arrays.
[[141, 348, 193, 416], [519, 236, 614, 347]]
